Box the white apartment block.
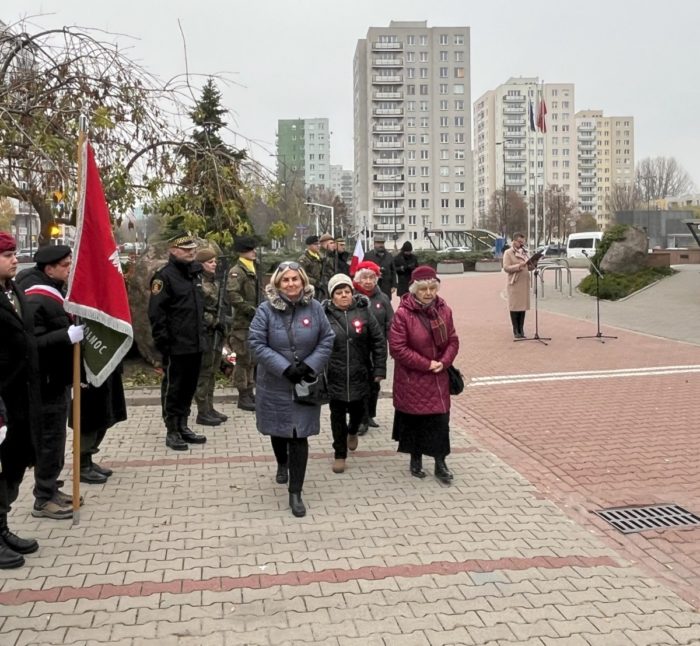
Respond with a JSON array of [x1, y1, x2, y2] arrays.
[[474, 78, 577, 233], [330, 165, 354, 214], [575, 110, 635, 228], [354, 21, 473, 249]]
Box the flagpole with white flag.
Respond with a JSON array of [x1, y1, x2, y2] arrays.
[[349, 237, 364, 276]]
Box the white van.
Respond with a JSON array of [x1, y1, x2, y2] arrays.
[[566, 232, 602, 259]]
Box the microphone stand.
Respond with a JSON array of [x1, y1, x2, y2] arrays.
[[516, 260, 550, 346], [576, 250, 617, 343]]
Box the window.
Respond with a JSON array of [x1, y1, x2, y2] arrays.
[[419, 51, 428, 62], [454, 150, 465, 159], [407, 166, 416, 176], [440, 133, 449, 143], [407, 150, 416, 160], [454, 34, 464, 45], [454, 67, 465, 78], [420, 68, 428, 79], [408, 182, 416, 192], [407, 35, 415, 45], [420, 117, 429, 128], [408, 198, 416, 208], [439, 83, 448, 95], [454, 100, 464, 110], [421, 198, 429, 208], [420, 84, 428, 95], [407, 134, 416, 144], [407, 67, 415, 78], [406, 51, 415, 62], [456, 214, 465, 225], [440, 51, 448, 61], [406, 117, 416, 128], [454, 166, 465, 176], [408, 215, 416, 225], [420, 182, 429, 193], [420, 166, 429, 177], [453, 84, 464, 94], [441, 214, 449, 225], [407, 101, 415, 112], [419, 35, 427, 45], [455, 198, 465, 208], [419, 101, 428, 112], [440, 99, 448, 110], [454, 182, 465, 192], [440, 116, 449, 127], [420, 134, 429, 144], [441, 198, 449, 207], [439, 34, 449, 45], [455, 51, 464, 62], [454, 116, 464, 127], [440, 182, 449, 192], [420, 149, 429, 160], [440, 149, 449, 159], [439, 166, 449, 176], [440, 67, 448, 78], [454, 133, 465, 143], [407, 84, 415, 95]]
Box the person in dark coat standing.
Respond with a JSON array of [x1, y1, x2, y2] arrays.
[[389, 266, 459, 484], [298, 235, 324, 300], [352, 261, 393, 433], [16, 245, 84, 520], [323, 274, 386, 474], [248, 261, 334, 518], [149, 232, 207, 450], [0, 232, 40, 568], [334, 238, 351, 276], [363, 237, 396, 298], [394, 241, 418, 296]]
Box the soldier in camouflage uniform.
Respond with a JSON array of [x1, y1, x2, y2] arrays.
[[227, 236, 260, 411], [298, 235, 324, 300], [319, 233, 336, 297], [194, 247, 228, 426]]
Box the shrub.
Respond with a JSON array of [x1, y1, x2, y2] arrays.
[[578, 266, 676, 301]]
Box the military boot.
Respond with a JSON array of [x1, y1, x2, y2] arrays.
[[178, 417, 207, 444], [165, 417, 188, 451], [237, 389, 255, 412], [0, 514, 38, 555]]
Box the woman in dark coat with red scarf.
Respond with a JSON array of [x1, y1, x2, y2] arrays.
[[388, 265, 459, 484]]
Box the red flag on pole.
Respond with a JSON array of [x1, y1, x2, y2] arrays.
[[536, 95, 548, 133], [64, 141, 133, 387], [349, 237, 364, 276]]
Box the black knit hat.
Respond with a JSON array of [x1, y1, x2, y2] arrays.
[[234, 236, 257, 252], [401, 241, 413, 252]]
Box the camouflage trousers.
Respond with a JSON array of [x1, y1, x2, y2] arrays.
[[194, 335, 221, 413], [230, 329, 255, 392]]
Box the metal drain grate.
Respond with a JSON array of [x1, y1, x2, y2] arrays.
[[594, 504, 700, 534]]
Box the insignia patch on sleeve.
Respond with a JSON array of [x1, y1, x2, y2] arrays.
[[151, 279, 164, 295]]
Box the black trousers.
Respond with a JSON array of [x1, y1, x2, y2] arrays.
[[510, 311, 526, 336], [363, 381, 381, 422], [80, 426, 108, 469], [161, 353, 202, 420], [330, 399, 365, 459], [33, 387, 69, 505], [270, 435, 309, 494], [0, 425, 34, 515]]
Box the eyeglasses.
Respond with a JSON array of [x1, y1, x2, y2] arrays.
[[278, 261, 300, 271]]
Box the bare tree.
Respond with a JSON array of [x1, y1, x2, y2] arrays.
[[635, 157, 695, 201], [484, 189, 526, 237], [543, 187, 576, 242], [606, 183, 639, 214]]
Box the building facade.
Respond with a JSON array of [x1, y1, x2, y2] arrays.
[[473, 78, 577, 235], [330, 165, 354, 214], [354, 21, 473, 249], [276, 117, 331, 192]]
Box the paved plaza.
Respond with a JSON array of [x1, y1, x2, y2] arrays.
[[1, 267, 699, 645]]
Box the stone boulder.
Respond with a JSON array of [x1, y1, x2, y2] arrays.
[[600, 226, 648, 274]]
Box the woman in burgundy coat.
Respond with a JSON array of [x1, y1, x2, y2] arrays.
[[388, 265, 460, 484]]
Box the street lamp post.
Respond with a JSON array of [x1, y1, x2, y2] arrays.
[[304, 202, 334, 238], [496, 142, 507, 238]]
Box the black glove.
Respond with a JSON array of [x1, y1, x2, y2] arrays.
[[283, 362, 313, 384]]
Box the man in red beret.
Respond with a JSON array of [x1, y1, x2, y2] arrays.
[[0, 232, 41, 568]]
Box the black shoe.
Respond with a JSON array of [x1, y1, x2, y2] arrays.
[[0, 542, 24, 569], [275, 464, 289, 484], [178, 418, 207, 444], [56, 480, 64, 489], [0, 515, 38, 555], [211, 408, 228, 422], [367, 418, 379, 428], [166, 429, 188, 451], [80, 467, 108, 484], [357, 424, 369, 436], [91, 462, 113, 477], [237, 390, 256, 412], [196, 412, 222, 427], [410, 455, 426, 479], [289, 493, 306, 518], [434, 458, 454, 484]]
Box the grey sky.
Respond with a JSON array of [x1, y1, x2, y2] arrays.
[[6, 0, 700, 186]]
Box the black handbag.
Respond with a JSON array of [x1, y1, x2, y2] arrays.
[[293, 373, 329, 406], [447, 365, 464, 395]]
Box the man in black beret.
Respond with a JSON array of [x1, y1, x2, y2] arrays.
[[149, 231, 207, 450], [298, 235, 324, 299], [226, 236, 261, 411], [16, 244, 85, 519], [394, 240, 418, 296], [334, 237, 350, 276]]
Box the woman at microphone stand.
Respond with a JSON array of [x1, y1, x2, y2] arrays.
[[502, 233, 534, 339]]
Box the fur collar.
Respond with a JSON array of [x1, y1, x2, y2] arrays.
[[265, 283, 315, 310]]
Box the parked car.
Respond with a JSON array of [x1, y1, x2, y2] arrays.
[[439, 246, 472, 253], [16, 248, 36, 263], [537, 244, 567, 258]]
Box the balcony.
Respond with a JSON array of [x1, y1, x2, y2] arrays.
[[506, 178, 526, 186], [503, 95, 525, 102], [503, 106, 525, 114], [372, 41, 403, 51], [373, 174, 404, 182], [504, 118, 525, 126], [505, 130, 526, 138], [374, 223, 405, 232], [580, 180, 595, 187], [372, 74, 403, 83], [579, 142, 595, 151], [374, 208, 405, 216], [373, 91, 404, 100], [504, 141, 525, 150], [372, 57, 403, 67], [578, 133, 595, 141], [373, 123, 403, 132], [373, 107, 403, 116], [373, 190, 405, 198], [506, 155, 526, 163], [373, 157, 404, 166], [579, 171, 596, 178], [579, 153, 596, 160], [373, 140, 404, 149]]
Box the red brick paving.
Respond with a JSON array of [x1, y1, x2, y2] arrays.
[[441, 273, 700, 608]]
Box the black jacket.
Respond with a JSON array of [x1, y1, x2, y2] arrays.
[[15, 267, 73, 394], [394, 251, 418, 296], [323, 295, 387, 402], [363, 249, 396, 297], [148, 256, 205, 356], [0, 280, 39, 464], [366, 286, 394, 338]]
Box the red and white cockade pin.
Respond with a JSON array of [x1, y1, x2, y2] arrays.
[[352, 318, 363, 334], [302, 317, 311, 327]]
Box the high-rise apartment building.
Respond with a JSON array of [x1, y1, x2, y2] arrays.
[[575, 110, 634, 227], [276, 117, 331, 192], [354, 21, 472, 248], [330, 165, 354, 214], [473, 78, 576, 233]]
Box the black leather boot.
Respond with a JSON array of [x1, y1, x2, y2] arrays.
[[91, 460, 113, 477], [178, 417, 207, 444], [276, 464, 289, 484], [211, 408, 228, 422], [165, 417, 188, 451], [0, 513, 38, 555], [289, 492, 306, 517], [0, 542, 24, 569], [195, 411, 222, 426], [237, 389, 256, 412], [434, 457, 454, 484], [410, 454, 426, 479]]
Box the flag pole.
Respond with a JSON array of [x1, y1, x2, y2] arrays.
[[540, 80, 546, 247], [71, 115, 88, 525]]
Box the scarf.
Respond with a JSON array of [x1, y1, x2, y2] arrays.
[[239, 257, 256, 275], [307, 250, 321, 261], [413, 296, 449, 350], [352, 281, 374, 297]]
